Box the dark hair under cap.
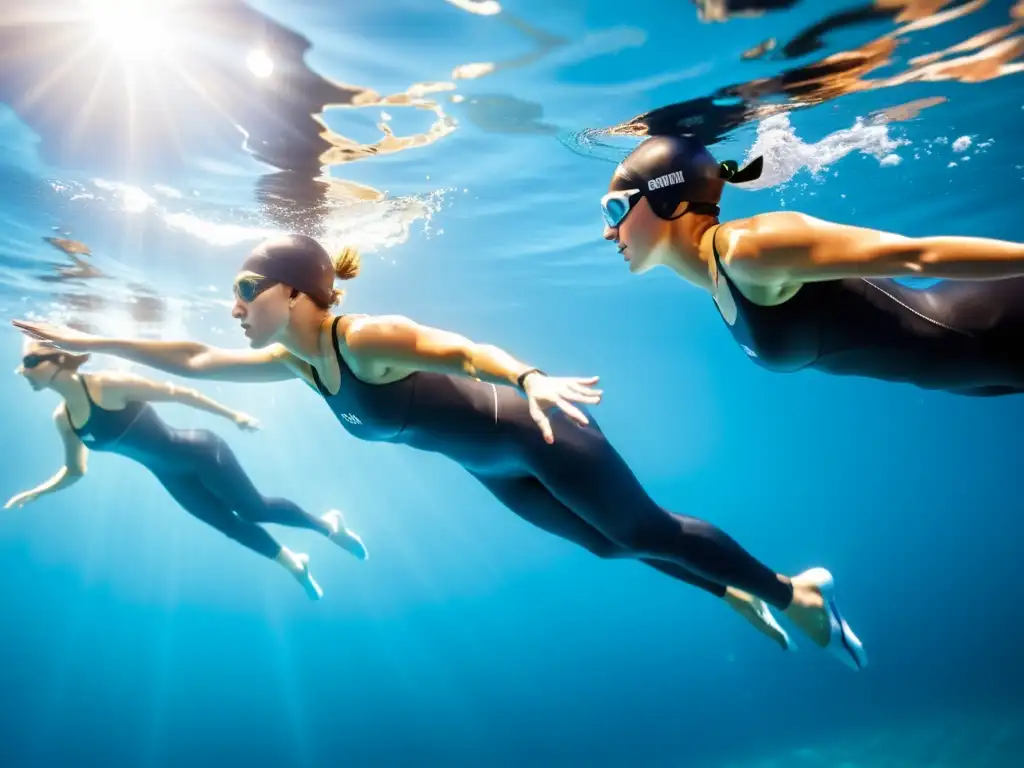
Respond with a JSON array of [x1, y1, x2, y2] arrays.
[[610, 135, 763, 218], [241, 234, 335, 308]]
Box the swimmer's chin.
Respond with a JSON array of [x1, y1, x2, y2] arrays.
[[241, 329, 273, 348]]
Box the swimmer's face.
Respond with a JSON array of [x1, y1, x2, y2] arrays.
[[602, 188, 668, 275], [16, 343, 62, 391], [231, 273, 293, 347]]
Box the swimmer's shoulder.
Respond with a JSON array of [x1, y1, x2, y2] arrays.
[[716, 213, 821, 303]]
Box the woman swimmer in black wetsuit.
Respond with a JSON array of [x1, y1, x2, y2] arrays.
[[600, 135, 1024, 394], [14, 236, 865, 670], [6, 339, 367, 599]]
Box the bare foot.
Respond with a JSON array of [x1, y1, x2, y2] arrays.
[[322, 509, 369, 560], [291, 552, 324, 601], [724, 588, 792, 650], [781, 570, 831, 647], [782, 568, 867, 670]]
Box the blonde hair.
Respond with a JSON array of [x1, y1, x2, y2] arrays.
[[329, 245, 362, 306]]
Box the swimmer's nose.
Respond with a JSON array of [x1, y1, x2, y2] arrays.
[[603, 225, 618, 242], [231, 300, 245, 319]]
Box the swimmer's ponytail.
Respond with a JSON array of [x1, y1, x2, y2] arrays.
[[329, 245, 361, 306]]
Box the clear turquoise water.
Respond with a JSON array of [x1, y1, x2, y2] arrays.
[[1, 1, 1023, 765]]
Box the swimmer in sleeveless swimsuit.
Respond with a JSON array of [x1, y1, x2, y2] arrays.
[[600, 135, 1024, 394], [6, 340, 368, 599], [14, 236, 865, 670]]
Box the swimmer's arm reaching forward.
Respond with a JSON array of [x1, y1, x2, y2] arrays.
[[344, 315, 603, 443], [722, 212, 1024, 286], [10, 321, 298, 383], [3, 405, 87, 510], [104, 373, 261, 431]]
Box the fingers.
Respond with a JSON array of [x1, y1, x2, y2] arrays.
[[12, 320, 46, 335], [555, 397, 589, 427], [567, 386, 602, 404], [528, 399, 555, 444]]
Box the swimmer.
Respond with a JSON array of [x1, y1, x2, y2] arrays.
[[601, 135, 1024, 395], [14, 235, 865, 668], [6, 340, 369, 599]]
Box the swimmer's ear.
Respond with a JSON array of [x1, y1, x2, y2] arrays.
[[720, 156, 763, 184]]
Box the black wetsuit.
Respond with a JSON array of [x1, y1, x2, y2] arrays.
[[711, 227, 1024, 395], [309, 317, 794, 609], [68, 376, 329, 558]]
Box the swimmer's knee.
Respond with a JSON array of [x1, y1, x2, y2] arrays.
[[582, 538, 626, 560], [603, 515, 680, 559]]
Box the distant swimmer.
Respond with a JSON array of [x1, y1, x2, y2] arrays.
[[601, 134, 1024, 397], [17, 236, 866, 669], [6, 339, 368, 600]]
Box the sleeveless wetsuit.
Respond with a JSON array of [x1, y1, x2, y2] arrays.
[[711, 226, 1024, 395], [308, 317, 794, 609], [68, 376, 329, 558]]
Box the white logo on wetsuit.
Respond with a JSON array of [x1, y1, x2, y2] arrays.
[[340, 413, 362, 425], [647, 171, 685, 190], [741, 345, 758, 358]]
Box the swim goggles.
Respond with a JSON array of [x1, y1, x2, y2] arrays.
[[22, 352, 64, 369], [233, 273, 279, 303], [600, 188, 643, 229]]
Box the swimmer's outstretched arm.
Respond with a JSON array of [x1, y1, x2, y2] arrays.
[[345, 314, 543, 387], [103, 373, 260, 430], [344, 314, 602, 443], [3, 405, 87, 510], [10, 321, 298, 383], [725, 212, 1024, 284]]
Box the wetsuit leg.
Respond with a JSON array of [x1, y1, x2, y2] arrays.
[[154, 470, 284, 559], [515, 414, 793, 610], [167, 429, 331, 535], [472, 473, 727, 598]]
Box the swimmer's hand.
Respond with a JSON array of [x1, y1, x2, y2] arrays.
[[4, 490, 39, 510], [11, 320, 100, 352], [233, 412, 261, 432], [522, 373, 602, 444]]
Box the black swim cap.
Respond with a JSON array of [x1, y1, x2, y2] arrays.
[[241, 234, 334, 308], [610, 135, 763, 218]]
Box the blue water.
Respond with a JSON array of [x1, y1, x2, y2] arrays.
[[1, 1, 1023, 765]]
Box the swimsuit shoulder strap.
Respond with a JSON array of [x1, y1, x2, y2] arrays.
[[330, 315, 344, 369], [309, 316, 345, 397], [80, 374, 96, 405], [710, 223, 723, 263], [62, 402, 79, 432], [709, 223, 730, 294]]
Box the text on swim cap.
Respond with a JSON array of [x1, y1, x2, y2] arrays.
[[647, 171, 685, 190]]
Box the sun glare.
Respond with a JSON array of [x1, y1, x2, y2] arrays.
[[246, 48, 274, 78], [83, 0, 174, 61]]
